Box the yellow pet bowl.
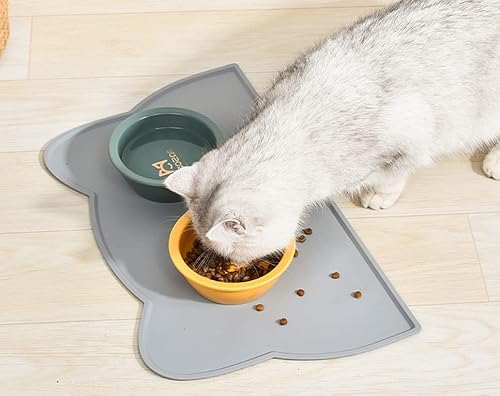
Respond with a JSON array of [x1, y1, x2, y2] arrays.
[[168, 212, 296, 305]]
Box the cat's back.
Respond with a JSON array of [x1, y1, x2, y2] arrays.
[[301, 0, 500, 114], [330, 0, 500, 71], [342, 0, 500, 151], [352, 0, 500, 41], [281, 0, 500, 152], [273, 0, 500, 109]]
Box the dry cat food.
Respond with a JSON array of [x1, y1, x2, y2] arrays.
[[296, 289, 305, 297], [279, 318, 288, 326], [255, 304, 265, 312], [296, 235, 306, 243], [296, 226, 313, 243], [294, 249, 299, 257], [184, 239, 283, 282], [330, 272, 340, 279], [352, 290, 362, 299]]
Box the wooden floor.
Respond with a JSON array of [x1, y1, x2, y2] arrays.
[[1, 1, 499, 394]]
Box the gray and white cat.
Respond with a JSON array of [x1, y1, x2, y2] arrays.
[[166, 0, 500, 263]]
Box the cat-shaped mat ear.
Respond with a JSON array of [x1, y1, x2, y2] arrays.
[[163, 163, 198, 199], [206, 217, 246, 244]]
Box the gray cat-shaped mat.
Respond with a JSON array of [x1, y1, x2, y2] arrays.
[[43, 64, 420, 380]]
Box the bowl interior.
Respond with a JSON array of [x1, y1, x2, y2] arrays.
[[117, 112, 217, 181], [175, 224, 280, 287]]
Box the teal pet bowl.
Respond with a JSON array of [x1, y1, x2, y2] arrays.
[[109, 107, 221, 202]]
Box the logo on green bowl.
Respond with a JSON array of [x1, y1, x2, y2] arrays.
[[152, 150, 184, 177]]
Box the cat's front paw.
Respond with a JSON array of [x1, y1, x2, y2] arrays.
[[483, 149, 500, 180], [360, 189, 400, 210]]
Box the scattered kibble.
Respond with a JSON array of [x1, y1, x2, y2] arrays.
[[352, 290, 362, 299], [296, 289, 305, 297], [279, 318, 288, 326], [294, 249, 299, 257], [303, 228, 313, 235], [296, 235, 306, 243], [331, 272, 340, 279], [185, 239, 282, 282], [255, 304, 265, 312]]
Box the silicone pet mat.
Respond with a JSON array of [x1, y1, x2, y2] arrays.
[[43, 64, 420, 380]]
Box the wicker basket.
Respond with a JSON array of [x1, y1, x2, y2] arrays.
[[0, 0, 9, 55]]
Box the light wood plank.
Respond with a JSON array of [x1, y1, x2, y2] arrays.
[[0, 319, 136, 357], [11, 0, 394, 16], [0, 73, 273, 152], [350, 215, 488, 305], [30, 8, 376, 79], [469, 213, 500, 302], [1, 302, 499, 395], [339, 158, 500, 217], [0, 152, 90, 233], [0, 17, 31, 80], [0, 230, 140, 324]]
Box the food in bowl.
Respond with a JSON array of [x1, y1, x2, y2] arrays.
[[184, 239, 283, 283]]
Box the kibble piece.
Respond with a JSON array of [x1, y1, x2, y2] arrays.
[[225, 264, 238, 273], [279, 318, 288, 326], [294, 249, 299, 258], [331, 272, 340, 279], [296, 289, 305, 297], [352, 290, 362, 299], [255, 304, 264, 312], [296, 235, 306, 243], [303, 228, 313, 235]]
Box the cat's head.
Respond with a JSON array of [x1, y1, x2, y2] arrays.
[[164, 153, 299, 264]]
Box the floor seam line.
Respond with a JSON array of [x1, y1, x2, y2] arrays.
[[466, 214, 491, 302]]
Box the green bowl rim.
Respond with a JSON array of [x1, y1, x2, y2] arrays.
[[109, 107, 222, 188]]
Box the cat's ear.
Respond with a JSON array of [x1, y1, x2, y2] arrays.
[[163, 163, 198, 199], [206, 217, 246, 244]]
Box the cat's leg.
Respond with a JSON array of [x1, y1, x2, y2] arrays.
[[360, 171, 408, 210], [483, 142, 500, 180]]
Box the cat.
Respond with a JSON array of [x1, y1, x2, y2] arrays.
[[165, 0, 500, 264]]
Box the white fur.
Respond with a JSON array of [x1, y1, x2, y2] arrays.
[[483, 143, 500, 180], [163, 164, 198, 198], [165, 0, 500, 263], [361, 172, 408, 210]]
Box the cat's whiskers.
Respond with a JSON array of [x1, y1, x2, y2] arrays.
[[199, 251, 214, 272], [197, 250, 214, 272], [159, 215, 182, 225], [249, 262, 260, 278], [259, 258, 278, 268], [179, 225, 198, 236], [192, 251, 207, 271]]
